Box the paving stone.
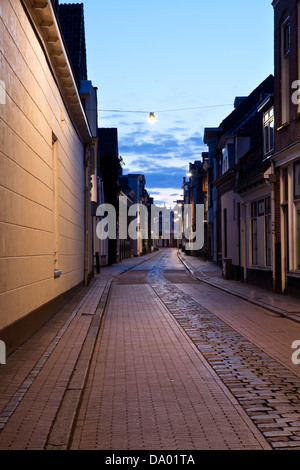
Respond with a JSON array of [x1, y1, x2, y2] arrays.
[[2, 249, 300, 450], [146, 250, 300, 450]]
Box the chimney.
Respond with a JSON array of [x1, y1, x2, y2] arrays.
[[234, 96, 246, 108]]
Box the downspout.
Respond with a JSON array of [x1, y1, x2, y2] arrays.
[[84, 144, 90, 286]]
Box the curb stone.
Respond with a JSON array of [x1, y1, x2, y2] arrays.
[[177, 251, 300, 325], [45, 251, 160, 450]]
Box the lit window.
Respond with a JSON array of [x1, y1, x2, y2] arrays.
[[222, 147, 228, 173], [263, 107, 274, 155]]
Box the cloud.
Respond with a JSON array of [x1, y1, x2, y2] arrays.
[[105, 121, 207, 205], [146, 187, 183, 208], [119, 130, 205, 163], [122, 165, 186, 199]]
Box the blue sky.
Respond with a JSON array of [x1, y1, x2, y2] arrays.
[[61, 0, 274, 206]]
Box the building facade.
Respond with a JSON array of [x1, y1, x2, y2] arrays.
[[272, 0, 300, 297], [204, 76, 274, 285], [98, 128, 122, 265], [0, 0, 95, 353], [183, 155, 209, 256], [234, 94, 274, 289]]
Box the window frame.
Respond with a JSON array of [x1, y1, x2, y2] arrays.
[[263, 107, 274, 156], [293, 160, 300, 271], [251, 201, 258, 266], [265, 197, 272, 267], [283, 21, 291, 56]]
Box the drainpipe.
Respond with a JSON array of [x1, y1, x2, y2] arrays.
[[84, 144, 90, 286]]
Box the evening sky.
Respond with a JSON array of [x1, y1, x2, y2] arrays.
[[60, 0, 274, 206]]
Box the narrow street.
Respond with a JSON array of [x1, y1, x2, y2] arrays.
[[1, 248, 300, 451]]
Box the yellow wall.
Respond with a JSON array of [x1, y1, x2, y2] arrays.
[[0, 0, 86, 331]]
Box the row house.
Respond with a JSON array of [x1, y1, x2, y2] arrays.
[[119, 174, 157, 256], [272, 0, 300, 297], [234, 93, 275, 289], [118, 176, 135, 261], [199, 2, 300, 299], [0, 0, 98, 353], [203, 75, 274, 287], [183, 155, 209, 256]]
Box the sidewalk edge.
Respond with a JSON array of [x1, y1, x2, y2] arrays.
[[177, 251, 300, 325], [45, 250, 160, 450]]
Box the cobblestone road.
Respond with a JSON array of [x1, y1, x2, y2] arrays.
[[147, 251, 300, 450]]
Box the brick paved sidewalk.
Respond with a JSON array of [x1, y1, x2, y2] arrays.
[[0, 251, 160, 450], [70, 282, 270, 450]]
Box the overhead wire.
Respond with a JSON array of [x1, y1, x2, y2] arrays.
[[97, 103, 233, 114]]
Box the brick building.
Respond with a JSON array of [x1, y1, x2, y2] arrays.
[[204, 76, 274, 284], [272, 0, 300, 296]]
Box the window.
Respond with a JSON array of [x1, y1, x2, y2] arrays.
[[295, 201, 300, 270], [284, 21, 291, 56], [251, 201, 257, 218], [265, 196, 271, 216], [265, 216, 271, 267], [223, 208, 227, 258], [294, 160, 300, 270], [263, 107, 274, 155], [250, 197, 271, 267], [265, 197, 271, 267], [251, 202, 258, 265], [258, 199, 265, 216], [252, 219, 258, 265], [294, 161, 300, 199], [282, 167, 289, 203], [222, 148, 228, 174], [281, 167, 289, 275]]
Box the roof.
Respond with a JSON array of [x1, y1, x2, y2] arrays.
[[219, 75, 274, 138], [234, 141, 272, 193], [204, 75, 274, 145], [57, 3, 87, 86], [22, 0, 91, 142]]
